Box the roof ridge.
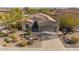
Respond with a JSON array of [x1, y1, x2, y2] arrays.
[[37, 12, 56, 22]]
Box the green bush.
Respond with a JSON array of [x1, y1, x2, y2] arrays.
[[0, 32, 5, 37], [9, 34, 19, 43], [4, 37, 12, 43]]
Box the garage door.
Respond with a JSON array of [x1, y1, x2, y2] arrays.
[[40, 25, 57, 32]]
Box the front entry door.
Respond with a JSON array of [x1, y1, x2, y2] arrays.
[[32, 21, 39, 32]]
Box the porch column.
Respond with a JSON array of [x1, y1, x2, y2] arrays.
[[22, 23, 26, 31]]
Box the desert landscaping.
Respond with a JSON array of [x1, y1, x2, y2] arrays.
[[0, 8, 79, 50]]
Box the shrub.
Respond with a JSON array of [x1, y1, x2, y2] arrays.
[[71, 36, 79, 44], [4, 37, 12, 43], [0, 32, 5, 37], [12, 38, 19, 43], [27, 30, 32, 35], [16, 23, 22, 30], [18, 39, 32, 47], [27, 40, 32, 45], [9, 34, 19, 43], [18, 40, 28, 47]]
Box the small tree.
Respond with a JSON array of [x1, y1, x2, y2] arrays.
[[0, 8, 23, 26]]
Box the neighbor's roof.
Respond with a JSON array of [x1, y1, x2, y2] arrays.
[[16, 18, 34, 23]]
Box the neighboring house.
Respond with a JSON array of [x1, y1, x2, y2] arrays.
[[0, 8, 10, 13], [21, 12, 59, 33]]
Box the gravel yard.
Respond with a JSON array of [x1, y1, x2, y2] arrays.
[[0, 31, 65, 48]]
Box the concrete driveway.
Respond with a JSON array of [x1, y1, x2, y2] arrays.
[[32, 32, 65, 48], [42, 38, 65, 48]]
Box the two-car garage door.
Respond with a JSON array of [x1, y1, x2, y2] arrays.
[[39, 25, 57, 32]]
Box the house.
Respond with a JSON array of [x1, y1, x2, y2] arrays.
[[19, 13, 59, 33]]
